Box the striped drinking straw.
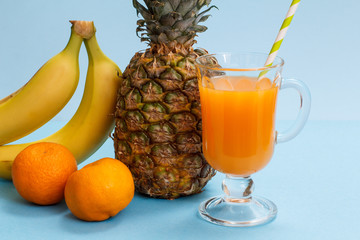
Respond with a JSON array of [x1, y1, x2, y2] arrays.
[[259, 0, 301, 78]]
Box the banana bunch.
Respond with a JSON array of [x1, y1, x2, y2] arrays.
[[0, 21, 122, 180]]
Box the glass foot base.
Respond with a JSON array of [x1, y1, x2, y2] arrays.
[[199, 196, 277, 227]]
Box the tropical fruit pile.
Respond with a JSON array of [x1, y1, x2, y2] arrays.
[[0, 20, 133, 221], [0, 0, 217, 222]]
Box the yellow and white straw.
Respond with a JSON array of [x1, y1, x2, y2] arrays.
[[260, 0, 300, 77]]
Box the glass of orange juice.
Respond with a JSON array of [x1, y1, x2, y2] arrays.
[[195, 52, 311, 227]]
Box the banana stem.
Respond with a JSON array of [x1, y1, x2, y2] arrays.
[[63, 20, 96, 56], [62, 29, 83, 56], [84, 35, 107, 63]]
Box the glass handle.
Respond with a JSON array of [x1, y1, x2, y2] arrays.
[[276, 78, 311, 143]]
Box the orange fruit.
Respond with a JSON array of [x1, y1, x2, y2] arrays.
[[12, 142, 77, 205], [64, 158, 134, 222]]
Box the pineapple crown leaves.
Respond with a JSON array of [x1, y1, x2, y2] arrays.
[[132, 0, 217, 46]]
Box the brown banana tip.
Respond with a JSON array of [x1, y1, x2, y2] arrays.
[[70, 20, 96, 39]]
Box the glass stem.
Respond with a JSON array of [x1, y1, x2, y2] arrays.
[[222, 175, 254, 202]]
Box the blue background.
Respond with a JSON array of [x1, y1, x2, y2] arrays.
[[0, 0, 359, 121], [0, 0, 360, 239]]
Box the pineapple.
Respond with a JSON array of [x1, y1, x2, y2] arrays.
[[114, 0, 216, 199]]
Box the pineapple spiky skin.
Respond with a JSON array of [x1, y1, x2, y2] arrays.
[[114, 0, 216, 199]]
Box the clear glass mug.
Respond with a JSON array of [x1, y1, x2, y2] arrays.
[[195, 52, 311, 227]]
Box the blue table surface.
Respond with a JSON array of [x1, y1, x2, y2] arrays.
[[0, 120, 359, 240]]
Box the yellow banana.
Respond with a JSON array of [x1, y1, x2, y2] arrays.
[[0, 21, 94, 145], [0, 22, 122, 180]]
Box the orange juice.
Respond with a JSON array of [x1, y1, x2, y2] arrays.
[[199, 76, 279, 176]]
